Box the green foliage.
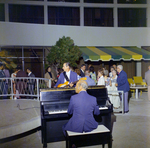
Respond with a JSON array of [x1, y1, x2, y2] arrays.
[[0, 50, 17, 69], [46, 36, 82, 69]]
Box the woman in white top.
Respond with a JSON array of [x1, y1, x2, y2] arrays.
[[109, 70, 120, 109], [104, 70, 112, 100], [109, 66, 115, 78], [104, 70, 112, 89], [97, 69, 105, 85], [11, 69, 19, 99]]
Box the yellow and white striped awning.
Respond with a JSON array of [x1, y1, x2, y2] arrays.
[[80, 46, 150, 61]]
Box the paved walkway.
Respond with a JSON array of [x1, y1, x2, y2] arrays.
[[0, 92, 150, 148]]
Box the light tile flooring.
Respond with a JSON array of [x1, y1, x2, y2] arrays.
[[0, 92, 150, 148]]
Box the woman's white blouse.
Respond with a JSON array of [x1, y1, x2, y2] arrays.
[[97, 76, 105, 85]]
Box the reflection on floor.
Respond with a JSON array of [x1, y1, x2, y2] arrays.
[[0, 92, 150, 148]]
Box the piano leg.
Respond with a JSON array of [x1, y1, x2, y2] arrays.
[[101, 113, 112, 131], [43, 143, 47, 148], [41, 118, 47, 148], [65, 136, 69, 148]]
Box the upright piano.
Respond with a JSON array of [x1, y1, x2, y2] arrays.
[[40, 86, 113, 148]]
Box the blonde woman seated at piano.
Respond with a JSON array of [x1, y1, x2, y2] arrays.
[[62, 80, 100, 136], [54, 62, 77, 88], [97, 68, 105, 86]]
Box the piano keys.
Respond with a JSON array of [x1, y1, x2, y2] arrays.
[[40, 86, 113, 148], [47, 106, 108, 115]]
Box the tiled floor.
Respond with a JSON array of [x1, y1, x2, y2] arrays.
[[0, 92, 150, 148], [0, 99, 40, 139]]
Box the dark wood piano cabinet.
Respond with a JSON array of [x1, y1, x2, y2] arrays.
[[40, 86, 113, 148]]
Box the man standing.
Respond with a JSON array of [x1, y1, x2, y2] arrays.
[[16, 65, 28, 98], [3, 65, 10, 99], [0, 62, 6, 98], [80, 64, 86, 77], [145, 66, 150, 100], [116, 65, 129, 113], [113, 64, 117, 71], [26, 68, 35, 99], [63, 80, 100, 134], [3, 65, 10, 78], [84, 70, 96, 86], [55, 62, 77, 88]]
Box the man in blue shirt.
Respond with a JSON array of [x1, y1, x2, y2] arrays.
[[54, 62, 77, 88], [84, 70, 96, 86]]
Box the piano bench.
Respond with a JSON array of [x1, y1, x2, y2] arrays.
[[65, 125, 112, 148]]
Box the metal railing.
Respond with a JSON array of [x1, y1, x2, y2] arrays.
[[0, 79, 125, 113], [0, 77, 51, 100], [108, 90, 124, 114]]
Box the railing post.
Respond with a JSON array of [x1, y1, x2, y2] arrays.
[[122, 91, 124, 114], [108, 90, 124, 114], [10, 78, 13, 100], [37, 78, 39, 101], [49, 79, 51, 88]]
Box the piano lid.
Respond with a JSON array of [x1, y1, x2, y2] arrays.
[[40, 85, 107, 102], [40, 85, 106, 92]]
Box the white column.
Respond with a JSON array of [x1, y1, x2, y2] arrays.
[[5, 2, 9, 22], [80, 0, 84, 26], [113, 0, 118, 27], [44, 0, 48, 24], [147, 1, 150, 27], [136, 61, 141, 76]]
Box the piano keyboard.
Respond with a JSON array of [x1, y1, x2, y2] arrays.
[[48, 106, 108, 115]]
